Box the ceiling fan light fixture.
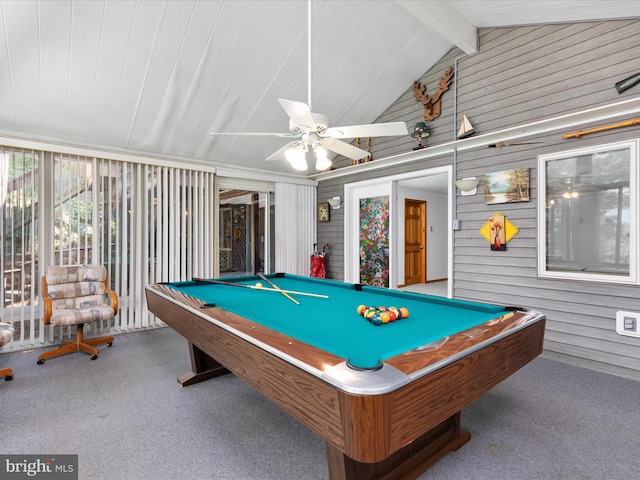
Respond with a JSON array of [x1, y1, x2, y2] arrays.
[[313, 145, 327, 156], [285, 146, 308, 171], [314, 146, 332, 171]]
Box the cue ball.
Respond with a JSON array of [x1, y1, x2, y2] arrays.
[[255, 282, 263, 288]]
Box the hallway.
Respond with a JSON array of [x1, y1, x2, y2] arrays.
[[400, 280, 448, 297]]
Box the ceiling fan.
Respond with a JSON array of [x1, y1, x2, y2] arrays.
[[209, 1, 408, 172]]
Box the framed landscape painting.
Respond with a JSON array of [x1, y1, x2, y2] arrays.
[[484, 168, 530, 204]]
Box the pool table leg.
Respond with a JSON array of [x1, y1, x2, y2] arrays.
[[325, 412, 470, 480], [177, 341, 231, 387]]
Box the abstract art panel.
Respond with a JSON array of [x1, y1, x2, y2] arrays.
[[359, 196, 389, 287]]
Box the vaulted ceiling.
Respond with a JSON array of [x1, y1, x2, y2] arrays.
[[0, 0, 638, 176]]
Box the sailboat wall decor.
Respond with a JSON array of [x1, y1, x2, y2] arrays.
[[457, 114, 475, 139]]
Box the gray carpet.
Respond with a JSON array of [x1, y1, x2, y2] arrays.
[[1, 327, 639, 480]]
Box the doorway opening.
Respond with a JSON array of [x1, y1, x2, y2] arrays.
[[218, 189, 274, 277], [344, 166, 452, 297]]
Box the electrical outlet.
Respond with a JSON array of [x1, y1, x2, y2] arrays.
[[616, 311, 640, 338]]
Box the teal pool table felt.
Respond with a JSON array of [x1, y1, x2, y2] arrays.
[[167, 275, 508, 370]]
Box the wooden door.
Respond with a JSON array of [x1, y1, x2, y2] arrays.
[[404, 199, 426, 285]]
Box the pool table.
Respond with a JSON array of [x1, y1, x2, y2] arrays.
[[145, 273, 545, 480]]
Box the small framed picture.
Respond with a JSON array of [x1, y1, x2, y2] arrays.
[[318, 202, 330, 222]]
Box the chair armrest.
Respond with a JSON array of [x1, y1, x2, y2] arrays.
[[104, 277, 119, 315], [41, 275, 53, 325]]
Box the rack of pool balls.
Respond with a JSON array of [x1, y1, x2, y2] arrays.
[[357, 305, 409, 326]]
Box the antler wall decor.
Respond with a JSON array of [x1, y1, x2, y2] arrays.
[[412, 66, 454, 121]]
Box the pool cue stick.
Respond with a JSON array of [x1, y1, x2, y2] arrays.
[[257, 273, 300, 305], [192, 277, 329, 299]]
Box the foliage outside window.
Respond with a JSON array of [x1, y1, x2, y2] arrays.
[[1, 142, 217, 352], [1, 150, 39, 310], [538, 141, 637, 283]]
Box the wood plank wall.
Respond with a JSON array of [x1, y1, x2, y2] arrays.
[[316, 19, 640, 381]]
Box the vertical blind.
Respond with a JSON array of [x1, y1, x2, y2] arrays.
[[0, 148, 39, 346], [275, 182, 316, 275], [1, 146, 215, 352]]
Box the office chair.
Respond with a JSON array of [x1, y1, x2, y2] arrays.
[[0, 320, 15, 380], [37, 264, 118, 364]]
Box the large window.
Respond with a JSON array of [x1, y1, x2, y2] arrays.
[[1, 150, 38, 314], [1, 144, 215, 351], [538, 141, 637, 283]]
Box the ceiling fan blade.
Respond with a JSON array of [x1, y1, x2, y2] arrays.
[[321, 138, 370, 160], [324, 121, 408, 139], [278, 99, 317, 131], [265, 142, 299, 162]]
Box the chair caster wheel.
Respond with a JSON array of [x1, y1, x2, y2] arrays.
[[4, 375, 13, 381], [37, 359, 45, 365], [107, 342, 113, 347], [90, 354, 98, 360]]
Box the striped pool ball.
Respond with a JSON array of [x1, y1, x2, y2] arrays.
[[357, 304, 367, 315]]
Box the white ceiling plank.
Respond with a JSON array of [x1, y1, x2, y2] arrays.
[[0, 1, 636, 175], [0, 3, 16, 131], [37, 0, 73, 139], [128, 0, 198, 150], [108, 0, 166, 148], [450, 0, 640, 27], [66, 0, 106, 141], [164, 0, 253, 157], [145, 0, 226, 154], [88, 0, 138, 146], [190, 1, 307, 161], [397, 0, 478, 54], [3, 0, 42, 133]]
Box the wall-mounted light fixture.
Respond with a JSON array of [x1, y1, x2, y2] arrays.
[[410, 122, 430, 150], [327, 196, 342, 209], [455, 177, 479, 196]]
